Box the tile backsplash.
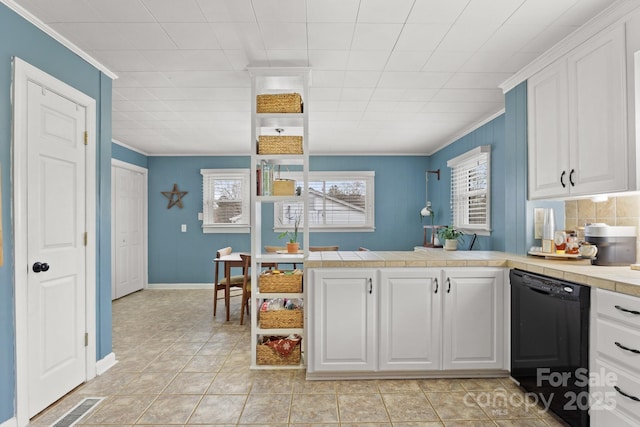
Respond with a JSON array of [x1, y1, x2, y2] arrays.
[[565, 195, 640, 263]]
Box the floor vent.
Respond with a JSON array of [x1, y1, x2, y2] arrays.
[[51, 397, 103, 427]]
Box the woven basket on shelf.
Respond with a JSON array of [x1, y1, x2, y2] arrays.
[[258, 135, 303, 154], [260, 271, 303, 293], [256, 341, 301, 365], [256, 93, 303, 113], [260, 309, 303, 329]]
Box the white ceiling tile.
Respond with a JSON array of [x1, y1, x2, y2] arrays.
[[310, 87, 342, 101], [507, 0, 580, 26], [395, 102, 427, 113], [163, 71, 250, 87], [385, 51, 432, 71], [347, 51, 391, 71], [370, 88, 407, 101], [87, 50, 154, 72], [341, 88, 375, 101], [431, 88, 504, 103], [343, 71, 382, 87], [421, 102, 503, 113], [260, 23, 307, 50], [456, 0, 526, 26], [152, 112, 186, 121], [407, 0, 469, 24], [251, 0, 306, 22], [553, 0, 617, 26], [478, 25, 546, 53], [226, 49, 268, 70], [310, 70, 346, 87], [127, 111, 162, 121], [132, 100, 172, 112], [306, 0, 360, 22], [110, 23, 177, 49], [444, 72, 512, 89], [162, 23, 221, 49], [141, 0, 207, 22], [17, 0, 101, 22], [197, 0, 256, 22], [112, 100, 143, 112], [395, 24, 450, 51], [357, 0, 415, 23], [308, 23, 355, 50], [460, 51, 539, 73], [141, 50, 231, 71], [338, 101, 368, 112], [367, 101, 399, 112], [436, 23, 498, 52], [114, 72, 175, 88], [50, 23, 134, 50], [520, 25, 578, 53], [422, 51, 473, 72], [404, 89, 438, 102], [310, 101, 340, 112], [266, 50, 310, 66], [351, 23, 403, 51], [114, 87, 158, 101], [378, 71, 450, 89], [308, 50, 350, 70], [86, 0, 155, 22]]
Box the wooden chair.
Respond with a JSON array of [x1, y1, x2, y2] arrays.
[[213, 246, 246, 320], [358, 247, 370, 251], [239, 254, 252, 326], [309, 245, 339, 251]]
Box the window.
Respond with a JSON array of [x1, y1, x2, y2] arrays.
[[274, 171, 375, 232], [447, 145, 491, 235], [201, 169, 250, 233]]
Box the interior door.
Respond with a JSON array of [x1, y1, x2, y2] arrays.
[[112, 163, 146, 299], [26, 81, 87, 417]]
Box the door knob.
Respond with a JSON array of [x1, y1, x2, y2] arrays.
[[32, 262, 50, 273]]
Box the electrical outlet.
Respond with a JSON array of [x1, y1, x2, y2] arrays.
[[181, 224, 187, 232]]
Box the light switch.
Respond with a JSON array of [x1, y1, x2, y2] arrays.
[[181, 224, 187, 232]]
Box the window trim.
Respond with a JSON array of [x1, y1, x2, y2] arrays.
[[200, 168, 250, 234], [274, 171, 375, 233], [446, 145, 491, 236]]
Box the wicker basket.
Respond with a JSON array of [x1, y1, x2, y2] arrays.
[[257, 93, 303, 113], [260, 309, 303, 329], [272, 179, 295, 196], [260, 271, 303, 293], [258, 135, 303, 154], [256, 340, 301, 365]]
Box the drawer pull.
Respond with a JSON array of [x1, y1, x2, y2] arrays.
[[434, 277, 438, 294], [446, 277, 451, 294], [614, 386, 640, 402], [615, 305, 640, 316], [615, 341, 640, 354]]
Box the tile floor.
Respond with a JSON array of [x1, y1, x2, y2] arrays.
[[30, 289, 569, 426]]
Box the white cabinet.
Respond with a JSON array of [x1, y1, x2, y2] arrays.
[[442, 268, 506, 371], [528, 25, 629, 199], [249, 68, 310, 369], [379, 269, 441, 371], [591, 289, 640, 425], [307, 267, 507, 376], [308, 269, 376, 373]]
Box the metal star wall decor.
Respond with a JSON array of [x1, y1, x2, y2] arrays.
[[162, 183, 188, 209]]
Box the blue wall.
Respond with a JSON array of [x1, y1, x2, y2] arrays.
[[0, 4, 112, 422], [112, 142, 148, 169], [147, 155, 428, 283]]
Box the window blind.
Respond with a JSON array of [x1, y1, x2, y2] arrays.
[[447, 146, 491, 232]]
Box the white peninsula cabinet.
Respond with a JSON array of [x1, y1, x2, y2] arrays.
[[307, 267, 508, 378], [528, 24, 629, 199]]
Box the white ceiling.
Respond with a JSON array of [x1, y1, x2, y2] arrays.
[[13, 0, 618, 155]]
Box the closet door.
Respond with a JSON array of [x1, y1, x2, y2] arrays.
[[112, 161, 147, 299]]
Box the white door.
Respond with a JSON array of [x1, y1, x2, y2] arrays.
[[527, 59, 570, 200], [568, 24, 628, 196], [442, 268, 505, 371], [308, 269, 376, 373], [379, 269, 441, 371], [26, 81, 87, 416], [112, 162, 146, 299]]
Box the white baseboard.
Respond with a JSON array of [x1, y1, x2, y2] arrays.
[[96, 352, 117, 375], [0, 416, 17, 427], [147, 283, 213, 289]]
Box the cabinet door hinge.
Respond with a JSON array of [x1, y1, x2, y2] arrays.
[[84, 131, 88, 145], [84, 232, 88, 246], [84, 332, 88, 347]]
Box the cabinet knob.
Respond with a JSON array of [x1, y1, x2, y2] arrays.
[[569, 169, 575, 187], [368, 278, 372, 294], [446, 277, 451, 293], [560, 171, 566, 188]]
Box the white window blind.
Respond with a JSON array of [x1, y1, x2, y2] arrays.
[[274, 171, 375, 232], [447, 145, 491, 234], [201, 169, 250, 233]]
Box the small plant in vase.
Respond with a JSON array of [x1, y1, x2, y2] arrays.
[[278, 210, 301, 253], [438, 226, 464, 251]]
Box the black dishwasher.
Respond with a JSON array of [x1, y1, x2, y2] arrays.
[[510, 269, 590, 427]]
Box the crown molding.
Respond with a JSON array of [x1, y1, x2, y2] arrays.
[[500, 0, 640, 93], [0, 0, 117, 80], [112, 139, 149, 156]]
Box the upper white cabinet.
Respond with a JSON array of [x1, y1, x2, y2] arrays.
[[528, 25, 629, 199]]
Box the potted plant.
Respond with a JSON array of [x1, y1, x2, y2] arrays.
[[438, 226, 464, 251], [278, 210, 301, 253]]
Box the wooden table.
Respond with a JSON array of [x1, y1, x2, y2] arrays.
[[213, 252, 246, 322]]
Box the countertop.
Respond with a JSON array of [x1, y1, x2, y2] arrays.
[[304, 249, 640, 297]]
